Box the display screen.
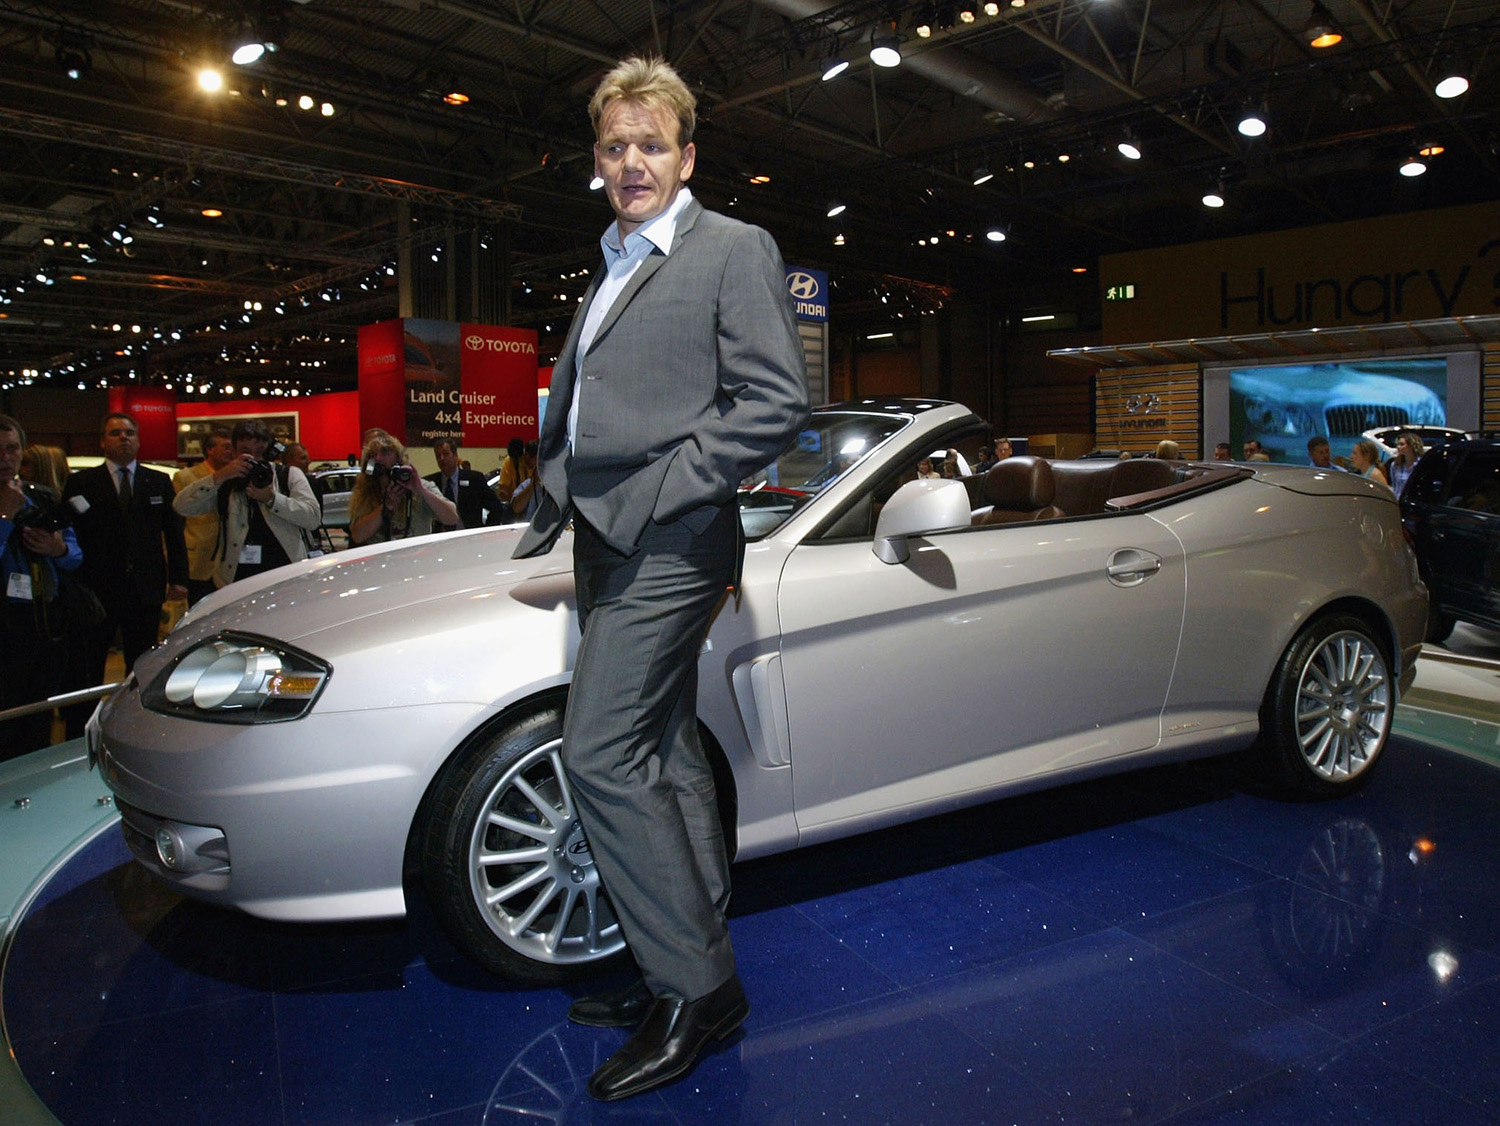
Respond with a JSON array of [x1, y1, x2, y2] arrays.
[[1227, 357, 1448, 463]]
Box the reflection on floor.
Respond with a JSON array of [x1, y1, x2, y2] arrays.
[[5, 731, 1500, 1125]]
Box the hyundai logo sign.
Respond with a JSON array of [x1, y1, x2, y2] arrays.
[[786, 268, 828, 322]]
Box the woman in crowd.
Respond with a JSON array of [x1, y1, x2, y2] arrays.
[[1349, 438, 1390, 486], [348, 432, 459, 545], [20, 445, 69, 493], [1153, 439, 1181, 460], [1384, 431, 1425, 497]]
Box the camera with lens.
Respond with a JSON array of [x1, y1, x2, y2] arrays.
[[364, 460, 414, 485], [232, 439, 287, 491], [12, 497, 74, 535]]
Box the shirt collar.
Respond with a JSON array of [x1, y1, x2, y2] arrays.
[[601, 186, 693, 263]]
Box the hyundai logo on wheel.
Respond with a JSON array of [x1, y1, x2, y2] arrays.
[[786, 267, 829, 322]]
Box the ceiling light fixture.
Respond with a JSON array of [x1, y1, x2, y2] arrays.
[[1304, 4, 1343, 49], [1202, 185, 1226, 208], [443, 90, 469, 105], [914, 4, 935, 37], [1399, 155, 1427, 177], [55, 33, 92, 80], [985, 227, 1006, 242], [826, 199, 847, 217], [231, 36, 266, 66], [1434, 64, 1469, 99], [1418, 143, 1445, 157], [1117, 130, 1142, 160], [588, 174, 604, 190], [984, 2, 1001, 14], [958, 4, 977, 23], [972, 165, 994, 186], [869, 31, 902, 68], [198, 66, 225, 93], [1237, 105, 1268, 138], [820, 54, 849, 81]]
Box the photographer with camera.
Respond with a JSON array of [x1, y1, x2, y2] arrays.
[[1, 413, 82, 760], [172, 419, 321, 589], [348, 431, 458, 545]]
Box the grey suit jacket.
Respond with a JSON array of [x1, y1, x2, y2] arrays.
[[514, 199, 810, 558]]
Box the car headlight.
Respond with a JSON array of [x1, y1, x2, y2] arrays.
[[141, 632, 331, 724]]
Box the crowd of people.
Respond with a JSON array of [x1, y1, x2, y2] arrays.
[[0, 411, 549, 761]]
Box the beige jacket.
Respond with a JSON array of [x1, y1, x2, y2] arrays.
[[173, 465, 321, 587]]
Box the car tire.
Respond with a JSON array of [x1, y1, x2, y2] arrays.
[[419, 705, 629, 984], [1259, 613, 1393, 799], [1424, 607, 1456, 645]]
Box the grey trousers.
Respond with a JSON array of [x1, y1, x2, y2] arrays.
[[563, 505, 737, 1001]]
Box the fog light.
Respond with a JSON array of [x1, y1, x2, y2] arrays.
[[156, 826, 181, 869]]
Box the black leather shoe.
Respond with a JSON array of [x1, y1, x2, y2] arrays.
[[567, 977, 653, 1028], [586, 974, 749, 1101]]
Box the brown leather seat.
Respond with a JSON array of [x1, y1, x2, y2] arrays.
[[976, 456, 1066, 524]]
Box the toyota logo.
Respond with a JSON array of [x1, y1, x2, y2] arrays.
[[786, 272, 821, 300], [464, 334, 485, 350], [1124, 393, 1162, 415]]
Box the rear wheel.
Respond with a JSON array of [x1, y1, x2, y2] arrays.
[[1259, 614, 1393, 799], [419, 705, 629, 984]]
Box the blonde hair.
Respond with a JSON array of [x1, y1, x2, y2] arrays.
[[1153, 439, 1181, 460], [349, 431, 408, 526], [590, 57, 696, 146], [22, 444, 69, 492]]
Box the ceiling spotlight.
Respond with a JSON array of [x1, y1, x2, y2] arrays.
[[985, 2, 1001, 14], [958, 4, 977, 23], [443, 90, 470, 105], [1418, 143, 1445, 157], [231, 36, 266, 66], [1202, 186, 1226, 208], [820, 54, 849, 81], [198, 66, 225, 93], [915, 4, 935, 37], [826, 199, 847, 217], [55, 35, 92, 81], [297, 93, 314, 110], [833, 232, 846, 246], [985, 227, 1007, 242], [1117, 132, 1142, 160], [1400, 155, 1427, 177], [1237, 106, 1268, 138], [972, 165, 994, 186], [1434, 65, 1469, 99], [869, 32, 902, 68], [1304, 4, 1342, 49], [588, 174, 604, 190]]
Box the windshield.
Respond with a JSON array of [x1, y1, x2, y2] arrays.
[[739, 410, 910, 540]]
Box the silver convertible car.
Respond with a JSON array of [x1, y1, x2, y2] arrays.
[[90, 399, 1427, 984]]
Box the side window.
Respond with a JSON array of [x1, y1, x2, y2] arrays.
[[814, 430, 988, 541], [1444, 452, 1500, 513]]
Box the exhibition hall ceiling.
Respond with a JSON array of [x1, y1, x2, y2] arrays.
[[1, 0, 1497, 395]]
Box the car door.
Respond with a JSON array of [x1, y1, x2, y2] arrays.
[[1427, 448, 1500, 623], [776, 508, 1186, 837]]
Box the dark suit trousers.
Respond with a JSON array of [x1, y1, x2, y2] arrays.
[[564, 505, 737, 1002]]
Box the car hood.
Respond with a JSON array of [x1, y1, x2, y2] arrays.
[[172, 525, 575, 648]]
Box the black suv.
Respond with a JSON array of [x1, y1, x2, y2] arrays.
[[1400, 434, 1500, 643]]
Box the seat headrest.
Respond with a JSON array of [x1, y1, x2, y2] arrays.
[[982, 456, 1056, 510]]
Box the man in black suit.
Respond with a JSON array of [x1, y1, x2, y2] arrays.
[[425, 439, 505, 531], [63, 413, 188, 709], [515, 57, 808, 1101]]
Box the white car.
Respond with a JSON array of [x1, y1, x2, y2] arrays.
[[91, 399, 1427, 984]]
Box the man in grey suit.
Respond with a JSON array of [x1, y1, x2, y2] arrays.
[[513, 57, 809, 1101]]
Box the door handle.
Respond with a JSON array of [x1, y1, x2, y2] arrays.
[[1106, 548, 1162, 586]]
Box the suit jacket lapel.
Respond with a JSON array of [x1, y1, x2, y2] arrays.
[[584, 198, 704, 354], [541, 265, 605, 450]]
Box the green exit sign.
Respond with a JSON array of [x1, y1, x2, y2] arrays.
[[1105, 284, 1136, 301]]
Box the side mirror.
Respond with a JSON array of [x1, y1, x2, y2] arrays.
[[872, 479, 972, 564]]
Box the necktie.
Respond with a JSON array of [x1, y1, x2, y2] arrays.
[[118, 466, 133, 513], [445, 475, 457, 502]]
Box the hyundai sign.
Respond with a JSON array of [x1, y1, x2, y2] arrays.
[[786, 267, 829, 322]]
